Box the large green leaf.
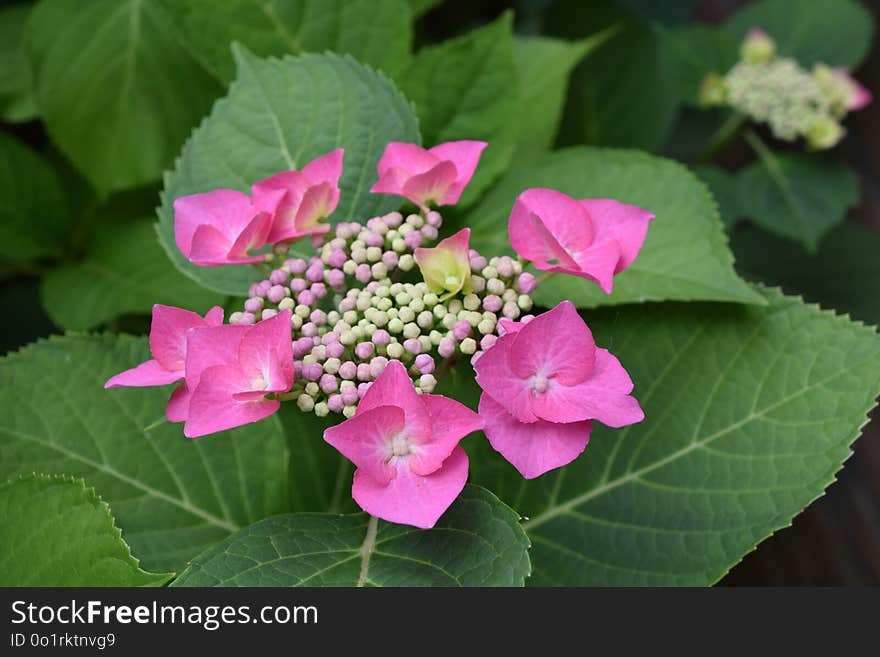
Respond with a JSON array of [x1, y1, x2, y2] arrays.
[[465, 286, 880, 585], [548, 0, 679, 152], [733, 223, 880, 326], [726, 0, 873, 69], [397, 12, 517, 204], [157, 48, 421, 296], [161, 0, 413, 83], [693, 164, 743, 229], [0, 474, 171, 586], [0, 3, 37, 123], [662, 26, 739, 105], [736, 143, 859, 252], [462, 147, 764, 308], [0, 334, 290, 572], [510, 33, 611, 158], [0, 132, 70, 263], [40, 218, 224, 331], [171, 485, 531, 586], [25, 0, 222, 195]]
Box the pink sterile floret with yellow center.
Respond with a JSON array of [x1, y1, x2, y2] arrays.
[[370, 141, 487, 211], [324, 361, 483, 528], [180, 309, 294, 438], [474, 301, 643, 479], [508, 188, 654, 294]]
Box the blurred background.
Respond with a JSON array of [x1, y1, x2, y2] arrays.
[[2, 0, 878, 584]]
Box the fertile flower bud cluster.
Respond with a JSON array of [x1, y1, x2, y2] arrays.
[[106, 139, 653, 529], [230, 210, 536, 419], [699, 28, 871, 150]]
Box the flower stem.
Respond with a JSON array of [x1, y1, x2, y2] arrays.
[[697, 111, 747, 163]]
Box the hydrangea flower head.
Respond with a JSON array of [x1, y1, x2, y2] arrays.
[[508, 188, 654, 293], [414, 227, 473, 298], [324, 360, 483, 528], [370, 141, 487, 211], [252, 149, 344, 244]]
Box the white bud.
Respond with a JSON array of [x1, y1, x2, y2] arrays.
[[388, 318, 404, 334], [448, 299, 463, 315], [371, 263, 388, 279], [398, 254, 415, 271], [297, 394, 315, 412], [343, 405, 356, 419], [460, 338, 477, 355], [463, 294, 480, 311], [295, 304, 311, 318], [518, 294, 533, 311], [478, 319, 496, 335], [342, 260, 357, 275], [278, 297, 295, 311], [386, 342, 404, 359], [324, 358, 341, 374], [366, 246, 382, 262], [433, 304, 447, 320], [403, 322, 420, 339], [487, 278, 505, 295], [395, 292, 412, 306], [398, 307, 416, 323], [409, 298, 425, 313], [392, 238, 406, 253], [482, 265, 498, 279], [417, 311, 434, 328], [502, 289, 517, 302], [343, 310, 358, 325], [419, 374, 437, 393], [305, 382, 319, 396], [314, 402, 329, 418]]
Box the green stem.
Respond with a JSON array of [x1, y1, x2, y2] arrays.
[[697, 111, 748, 163]]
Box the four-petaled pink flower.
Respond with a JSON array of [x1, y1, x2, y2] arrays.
[[252, 149, 344, 245], [105, 304, 224, 420], [370, 141, 487, 211], [181, 310, 295, 438], [324, 360, 483, 528], [508, 188, 654, 294], [474, 301, 643, 479]]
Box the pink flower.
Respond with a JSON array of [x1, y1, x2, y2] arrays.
[[252, 149, 344, 245], [508, 188, 654, 294], [414, 228, 472, 297], [180, 310, 294, 438], [174, 189, 277, 267], [324, 360, 483, 528], [370, 141, 487, 211], [105, 305, 224, 419], [474, 301, 643, 478]]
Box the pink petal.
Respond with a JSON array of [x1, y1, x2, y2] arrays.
[[184, 365, 280, 438], [149, 304, 215, 371], [294, 182, 337, 231], [472, 333, 537, 423], [104, 359, 181, 388], [238, 310, 294, 391], [480, 393, 592, 479], [497, 318, 524, 336], [324, 405, 404, 485], [352, 445, 469, 529], [357, 360, 432, 441], [428, 140, 487, 204], [301, 148, 344, 187], [564, 238, 623, 294], [531, 348, 644, 427], [184, 324, 248, 391], [166, 383, 191, 423], [370, 166, 409, 197], [401, 160, 458, 208], [188, 224, 233, 266], [579, 199, 654, 273], [173, 189, 256, 257], [251, 180, 292, 222], [228, 211, 272, 260], [204, 306, 225, 326], [508, 301, 595, 385], [376, 142, 439, 177], [518, 188, 595, 253], [411, 394, 483, 476], [509, 199, 579, 270]]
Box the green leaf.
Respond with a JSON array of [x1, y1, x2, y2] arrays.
[[171, 485, 531, 586], [693, 164, 743, 229], [736, 139, 859, 252], [157, 48, 421, 296], [276, 403, 357, 514], [0, 3, 37, 123], [0, 131, 71, 263], [160, 0, 413, 84], [726, 0, 873, 69], [0, 474, 171, 586], [25, 0, 222, 195], [547, 0, 679, 152], [40, 218, 225, 331], [462, 147, 765, 308], [397, 12, 517, 204], [0, 334, 290, 572], [468, 286, 880, 585], [407, 0, 441, 18], [733, 222, 880, 326], [510, 32, 612, 158]]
